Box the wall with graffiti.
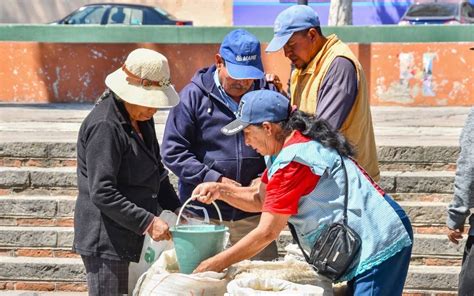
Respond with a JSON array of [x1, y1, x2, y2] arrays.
[[1, 41, 472, 106]]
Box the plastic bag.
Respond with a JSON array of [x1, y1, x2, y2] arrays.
[[128, 210, 177, 295]]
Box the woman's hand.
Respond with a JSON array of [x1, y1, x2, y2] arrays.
[[147, 217, 171, 241], [191, 182, 221, 204], [193, 256, 224, 273], [447, 226, 464, 244]]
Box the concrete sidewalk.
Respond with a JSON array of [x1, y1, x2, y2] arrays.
[[0, 103, 470, 146]]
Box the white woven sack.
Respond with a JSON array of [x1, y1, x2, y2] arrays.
[[133, 249, 228, 296], [228, 257, 333, 296], [225, 278, 324, 296]]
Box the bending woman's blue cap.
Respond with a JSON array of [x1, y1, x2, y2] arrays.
[[219, 29, 264, 79], [266, 5, 320, 52], [221, 90, 290, 136]]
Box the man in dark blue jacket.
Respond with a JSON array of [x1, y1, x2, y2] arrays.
[[162, 29, 278, 260]]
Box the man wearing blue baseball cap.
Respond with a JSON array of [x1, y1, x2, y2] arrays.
[[266, 5, 380, 182], [162, 29, 280, 261]]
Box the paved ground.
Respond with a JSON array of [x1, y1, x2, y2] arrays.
[[0, 103, 470, 146]]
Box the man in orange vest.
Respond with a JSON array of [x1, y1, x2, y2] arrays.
[[266, 5, 380, 181]]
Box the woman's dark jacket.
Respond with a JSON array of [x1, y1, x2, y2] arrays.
[[73, 93, 180, 262]]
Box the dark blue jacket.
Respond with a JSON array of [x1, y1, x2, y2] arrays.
[[162, 65, 271, 221]]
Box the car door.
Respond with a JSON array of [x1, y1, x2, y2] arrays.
[[142, 7, 174, 25], [107, 6, 145, 25]]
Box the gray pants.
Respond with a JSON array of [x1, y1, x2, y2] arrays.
[[81, 255, 129, 296]]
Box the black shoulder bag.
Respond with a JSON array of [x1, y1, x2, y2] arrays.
[[288, 153, 361, 281]]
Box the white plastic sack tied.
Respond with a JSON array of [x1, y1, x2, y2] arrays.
[[226, 278, 324, 296], [128, 210, 177, 295], [228, 257, 333, 296], [133, 249, 228, 296]]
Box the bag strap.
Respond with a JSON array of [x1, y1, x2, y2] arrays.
[[288, 221, 311, 262], [340, 152, 349, 226], [288, 152, 349, 260]]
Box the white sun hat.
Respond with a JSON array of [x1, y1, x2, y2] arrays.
[[105, 48, 179, 108]]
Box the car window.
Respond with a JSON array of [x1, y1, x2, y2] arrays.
[[154, 7, 178, 20], [66, 6, 106, 24], [405, 3, 458, 17], [130, 8, 144, 25], [107, 7, 144, 25], [461, 3, 474, 18]]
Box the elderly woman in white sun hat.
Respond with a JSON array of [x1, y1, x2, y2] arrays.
[[73, 48, 182, 295]]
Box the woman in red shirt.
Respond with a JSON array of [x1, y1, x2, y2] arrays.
[[192, 89, 412, 295]]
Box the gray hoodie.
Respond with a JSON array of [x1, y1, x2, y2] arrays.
[[447, 107, 474, 234]]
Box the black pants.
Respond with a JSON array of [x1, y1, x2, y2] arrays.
[[459, 235, 474, 296], [81, 255, 129, 296]]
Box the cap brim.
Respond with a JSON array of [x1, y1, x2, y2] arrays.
[[225, 61, 264, 80], [221, 119, 250, 136], [105, 67, 179, 109], [265, 33, 293, 52]]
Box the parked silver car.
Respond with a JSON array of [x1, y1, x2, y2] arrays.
[[399, 1, 474, 25]]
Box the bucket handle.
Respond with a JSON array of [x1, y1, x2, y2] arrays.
[[175, 196, 223, 226]]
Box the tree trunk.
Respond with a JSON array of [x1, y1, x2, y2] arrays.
[[328, 0, 352, 26]]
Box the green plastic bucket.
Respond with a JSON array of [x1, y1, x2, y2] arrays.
[[170, 197, 228, 274]]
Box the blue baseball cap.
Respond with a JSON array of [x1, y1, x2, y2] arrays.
[[221, 90, 290, 135], [219, 29, 264, 79], [266, 5, 320, 52]]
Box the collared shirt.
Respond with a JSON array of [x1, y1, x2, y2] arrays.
[[213, 70, 239, 113]]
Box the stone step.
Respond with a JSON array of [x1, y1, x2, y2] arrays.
[[392, 193, 454, 203], [409, 254, 462, 267], [0, 256, 459, 293], [0, 196, 450, 222], [0, 143, 76, 160], [380, 170, 455, 194], [0, 167, 76, 188], [0, 196, 75, 218], [0, 227, 73, 249], [377, 146, 459, 166], [0, 195, 75, 227], [0, 257, 85, 282], [403, 290, 456, 296], [0, 225, 464, 260], [0, 167, 77, 196], [0, 167, 455, 195], [1, 142, 459, 170], [399, 201, 448, 224], [405, 265, 460, 291], [411, 234, 464, 256], [277, 232, 464, 258], [0, 142, 77, 168]]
